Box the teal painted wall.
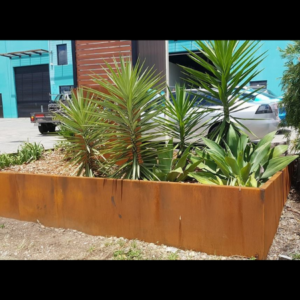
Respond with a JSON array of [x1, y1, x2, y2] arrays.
[[49, 40, 74, 101], [252, 40, 289, 96], [168, 40, 290, 97], [0, 40, 74, 118], [0, 40, 49, 117]]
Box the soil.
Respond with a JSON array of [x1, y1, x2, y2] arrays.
[[1, 148, 300, 260]]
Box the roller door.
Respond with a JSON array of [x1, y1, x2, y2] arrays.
[[14, 64, 50, 117]]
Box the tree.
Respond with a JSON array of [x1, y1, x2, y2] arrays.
[[278, 40, 300, 130]]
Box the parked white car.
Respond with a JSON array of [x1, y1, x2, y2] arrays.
[[153, 88, 281, 143]]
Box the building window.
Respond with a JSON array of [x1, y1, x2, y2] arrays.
[[59, 85, 73, 94], [57, 44, 67, 65], [250, 80, 267, 89]]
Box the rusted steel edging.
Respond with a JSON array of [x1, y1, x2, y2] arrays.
[[0, 165, 292, 260]]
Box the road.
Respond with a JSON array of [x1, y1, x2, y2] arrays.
[[0, 118, 297, 154]]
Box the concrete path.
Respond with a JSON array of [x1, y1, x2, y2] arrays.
[[0, 118, 62, 154]]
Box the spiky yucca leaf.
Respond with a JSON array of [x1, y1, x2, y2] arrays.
[[157, 83, 213, 156], [54, 88, 107, 177], [180, 40, 267, 144], [84, 56, 168, 180]]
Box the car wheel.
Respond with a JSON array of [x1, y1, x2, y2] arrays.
[[207, 123, 220, 139], [38, 124, 48, 134], [48, 124, 56, 133]]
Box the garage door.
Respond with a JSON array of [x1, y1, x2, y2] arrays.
[[14, 64, 50, 117]]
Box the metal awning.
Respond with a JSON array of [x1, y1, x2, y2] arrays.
[[0, 49, 49, 59]]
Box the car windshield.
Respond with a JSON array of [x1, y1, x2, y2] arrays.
[[242, 87, 279, 99], [53, 93, 72, 102], [233, 88, 280, 102]]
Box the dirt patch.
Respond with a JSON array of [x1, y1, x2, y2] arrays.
[[1, 149, 300, 260]]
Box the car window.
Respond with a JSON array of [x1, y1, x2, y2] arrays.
[[171, 91, 222, 106]]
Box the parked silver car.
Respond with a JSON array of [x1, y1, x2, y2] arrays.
[[152, 88, 281, 143]]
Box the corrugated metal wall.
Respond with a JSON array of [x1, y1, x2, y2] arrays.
[[75, 40, 132, 90]]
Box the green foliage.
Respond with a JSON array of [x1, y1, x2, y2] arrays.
[[16, 142, 44, 164], [157, 83, 210, 155], [54, 87, 108, 177], [152, 139, 199, 182], [0, 153, 14, 169], [84, 56, 168, 180], [180, 40, 266, 144], [113, 248, 142, 260], [167, 252, 179, 260], [278, 41, 300, 130], [189, 126, 298, 187], [248, 256, 257, 260], [291, 253, 300, 260], [0, 142, 44, 169], [54, 140, 72, 151]]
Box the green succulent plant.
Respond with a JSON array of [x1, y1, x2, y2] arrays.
[[152, 139, 200, 182], [189, 126, 298, 187]]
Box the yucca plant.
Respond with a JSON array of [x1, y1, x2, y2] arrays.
[[180, 40, 267, 144], [84, 56, 168, 180], [156, 83, 213, 157], [189, 126, 298, 187], [54, 87, 107, 177], [152, 139, 200, 182]]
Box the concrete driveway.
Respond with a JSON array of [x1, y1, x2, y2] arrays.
[[0, 118, 297, 154], [0, 118, 62, 154]]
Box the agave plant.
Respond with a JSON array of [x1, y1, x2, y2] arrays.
[[53, 87, 107, 177], [189, 126, 298, 187], [84, 56, 168, 180], [156, 83, 212, 157], [180, 40, 267, 144], [152, 139, 200, 182]]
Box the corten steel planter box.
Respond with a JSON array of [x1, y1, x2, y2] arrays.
[[0, 165, 293, 260]]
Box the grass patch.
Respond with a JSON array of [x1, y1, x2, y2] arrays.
[[167, 252, 179, 260], [113, 248, 142, 260], [0, 141, 44, 169]]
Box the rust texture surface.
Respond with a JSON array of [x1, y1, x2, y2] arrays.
[[0, 166, 292, 259]]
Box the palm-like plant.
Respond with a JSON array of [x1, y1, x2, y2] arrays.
[[180, 40, 267, 144], [84, 56, 168, 180], [54, 87, 107, 177], [156, 83, 212, 156]]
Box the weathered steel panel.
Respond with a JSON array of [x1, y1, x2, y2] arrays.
[[0, 165, 292, 259]]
